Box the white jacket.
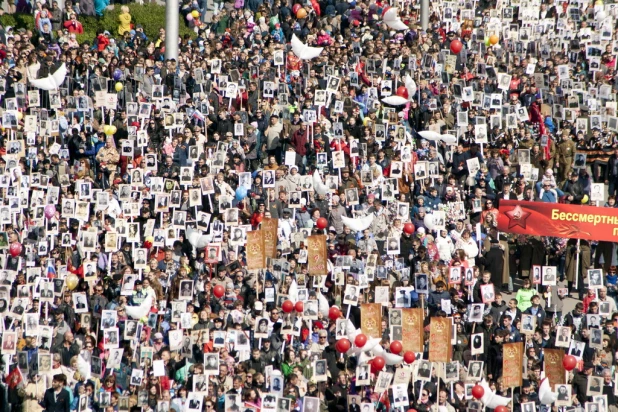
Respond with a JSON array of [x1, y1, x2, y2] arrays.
[[455, 238, 479, 267], [435, 234, 455, 262]]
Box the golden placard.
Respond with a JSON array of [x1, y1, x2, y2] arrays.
[[544, 348, 566, 388], [261, 218, 278, 258], [361, 303, 383, 338], [401, 308, 424, 353], [502, 342, 524, 388], [307, 235, 327, 276], [246, 230, 265, 270], [428, 317, 452, 362]]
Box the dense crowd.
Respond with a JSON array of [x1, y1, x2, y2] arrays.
[[2, 1, 618, 412]]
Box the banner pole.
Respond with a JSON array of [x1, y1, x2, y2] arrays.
[[575, 238, 580, 291]]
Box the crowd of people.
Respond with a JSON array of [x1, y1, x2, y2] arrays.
[[2, 0, 618, 412]]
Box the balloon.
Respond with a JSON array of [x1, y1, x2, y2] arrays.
[[186, 13, 194, 21], [371, 356, 385, 372], [354, 334, 367, 347], [472, 385, 485, 400], [16, 111, 23, 120], [213, 284, 225, 298], [113, 68, 123, 81], [316, 217, 328, 230], [390, 341, 403, 355], [424, 213, 436, 231], [403, 351, 416, 364], [562, 355, 577, 371], [144, 236, 154, 249], [336, 338, 351, 353], [581, 194, 589, 204], [9, 242, 22, 258], [292, 4, 301, 14], [191, 10, 199, 18], [489, 35, 499, 45], [495, 407, 508, 412], [328, 307, 340, 321], [296, 8, 307, 18], [104, 125, 117, 136], [66, 274, 79, 290], [44, 205, 56, 219], [403, 223, 415, 235], [396, 86, 408, 99], [282, 300, 294, 313], [235, 186, 248, 201], [256, 214, 263, 224], [115, 82, 123, 92], [450, 39, 463, 54], [295, 301, 304, 312], [484, 37, 491, 47]]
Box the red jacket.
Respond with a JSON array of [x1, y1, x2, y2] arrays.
[[63, 19, 84, 34], [97, 34, 110, 51]]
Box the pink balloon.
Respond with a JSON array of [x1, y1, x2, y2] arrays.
[[186, 13, 194, 21], [44, 205, 56, 219]]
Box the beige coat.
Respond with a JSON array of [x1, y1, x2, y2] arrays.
[[21, 379, 47, 412]]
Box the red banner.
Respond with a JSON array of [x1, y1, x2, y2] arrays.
[[497, 200, 618, 242]]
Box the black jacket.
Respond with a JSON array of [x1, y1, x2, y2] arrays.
[[41, 387, 71, 412]]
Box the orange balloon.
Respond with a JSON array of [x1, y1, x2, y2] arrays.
[[296, 8, 307, 18], [489, 35, 499, 45]]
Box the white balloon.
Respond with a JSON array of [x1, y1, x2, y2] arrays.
[[424, 213, 436, 231], [313, 170, 329, 196], [186, 226, 210, 249], [383, 8, 409, 30], [77, 354, 91, 379], [291, 34, 324, 60], [418, 130, 442, 141], [29, 63, 67, 90], [381, 95, 409, 106], [440, 134, 458, 143], [341, 214, 375, 232], [404, 75, 417, 98], [479, 380, 511, 409], [539, 378, 557, 405], [125, 294, 153, 320], [317, 292, 330, 317]]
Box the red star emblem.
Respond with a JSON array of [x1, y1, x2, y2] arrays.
[[504, 205, 531, 229]]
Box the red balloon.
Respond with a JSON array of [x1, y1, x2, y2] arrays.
[[336, 338, 351, 353], [213, 284, 225, 298], [282, 300, 294, 313], [316, 217, 328, 230], [396, 86, 408, 99], [371, 356, 385, 373], [255, 214, 263, 223], [450, 39, 463, 54], [495, 406, 508, 412], [328, 307, 340, 321], [354, 334, 367, 348], [562, 355, 577, 371], [403, 223, 415, 235], [295, 301, 304, 312], [9, 242, 22, 258], [471, 385, 484, 400], [292, 3, 301, 14], [403, 351, 416, 364], [390, 341, 403, 355]]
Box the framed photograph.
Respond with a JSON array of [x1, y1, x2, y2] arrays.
[[555, 326, 572, 348], [587, 377, 603, 396], [470, 333, 484, 356], [542, 266, 557, 286], [480, 284, 495, 303], [555, 384, 572, 406], [532, 265, 542, 285], [416, 361, 432, 381], [204, 353, 220, 374], [468, 304, 485, 323], [467, 361, 484, 381]]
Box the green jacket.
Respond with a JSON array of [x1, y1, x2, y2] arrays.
[[515, 287, 536, 312]]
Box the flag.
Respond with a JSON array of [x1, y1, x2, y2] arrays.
[[47, 261, 57, 279], [192, 110, 205, 122]]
